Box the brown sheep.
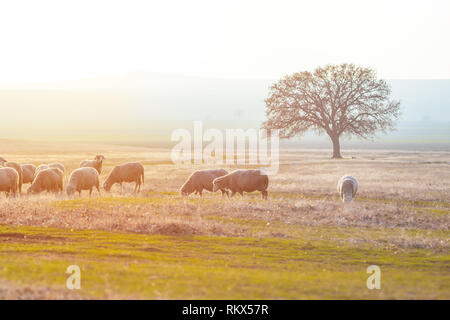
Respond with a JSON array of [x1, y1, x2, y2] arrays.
[[3, 162, 23, 193], [21, 164, 36, 184], [180, 169, 229, 197], [213, 169, 269, 199], [80, 155, 104, 174], [103, 162, 144, 193], [66, 167, 100, 197], [27, 168, 63, 194], [0, 167, 19, 197]]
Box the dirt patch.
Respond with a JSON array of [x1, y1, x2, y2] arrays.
[[151, 222, 199, 236], [0, 233, 67, 242], [138, 247, 163, 252]]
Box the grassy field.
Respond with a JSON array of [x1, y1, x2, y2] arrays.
[[0, 140, 449, 299]]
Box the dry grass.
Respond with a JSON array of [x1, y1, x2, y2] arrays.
[[0, 280, 85, 300], [0, 140, 449, 299], [0, 142, 449, 245]]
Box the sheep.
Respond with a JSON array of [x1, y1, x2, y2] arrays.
[[66, 167, 100, 197], [337, 175, 358, 202], [103, 162, 144, 193], [48, 162, 65, 173], [212, 169, 269, 199], [0, 167, 19, 197], [27, 168, 63, 194], [3, 162, 23, 193], [34, 164, 50, 179], [80, 155, 104, 174], [180, 169, 229, 197], [50, 167, 64, 184], [21, 164, 36, 184], [34, 163, 65, 179]]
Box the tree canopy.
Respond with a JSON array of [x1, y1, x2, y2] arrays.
[[263, 64, 401, 158]]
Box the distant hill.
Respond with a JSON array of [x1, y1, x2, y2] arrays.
[[0, 74, 448, 150]]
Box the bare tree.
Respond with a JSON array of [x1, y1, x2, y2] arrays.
[[263, 64, 401, 158]]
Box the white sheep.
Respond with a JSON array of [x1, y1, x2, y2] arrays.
[[21, 164, 36, 184], [66, 167, 100, 197], [80, 155, 104, 174], [103, 162, 144, 193], [48, 162, 65, 173], [0, 167, 19, 197], [337, 175, 358, 202], [180, 169, 229, 197], [3, 162, 23, 193], [28, 168, 63, 194]]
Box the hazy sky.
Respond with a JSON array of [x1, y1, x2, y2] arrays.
[[1, 0, 449, 84]]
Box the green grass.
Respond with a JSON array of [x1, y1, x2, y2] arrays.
[[270, 191, 450, 208], [0, 224, 448, 299]]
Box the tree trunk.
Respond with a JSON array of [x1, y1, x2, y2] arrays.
[[330, 134, 342, 159]]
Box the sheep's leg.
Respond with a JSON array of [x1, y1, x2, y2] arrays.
[[222, 189, 230, 198], [134, 180, 140, 193], [261, 190, 268, 200]]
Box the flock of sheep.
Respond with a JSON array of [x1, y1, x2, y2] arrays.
[[0, 154, 358, 202], [179, 168, 357, 202], [0, 155, 144, 197]]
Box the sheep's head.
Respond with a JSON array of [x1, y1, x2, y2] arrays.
[[27, 185, 37, 195], [95, 155, 104, 164], [341, 181, 354, 202], [212, 178, 224, 192], [66, 184, 76, 196], [103, 180, 113, 192], [180, 181, 194, 196]]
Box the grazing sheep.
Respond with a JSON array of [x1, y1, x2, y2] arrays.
[[27, 168, 63, 194], [66, 167, 100, 196], [80, 155, 104, 174], [21, 164, 36, 184], [3, 162, 23, 193], [50, 167, 64, 185], [213, 169, 269, 199], [0, 167, 19, 197], [34, 164, 50, 179], [48, 162, 65, 173], [103, 162, 144, 193], [337, 175, 358, 202], [180, 169, 229, 197], [35, 163, 65, 179]]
